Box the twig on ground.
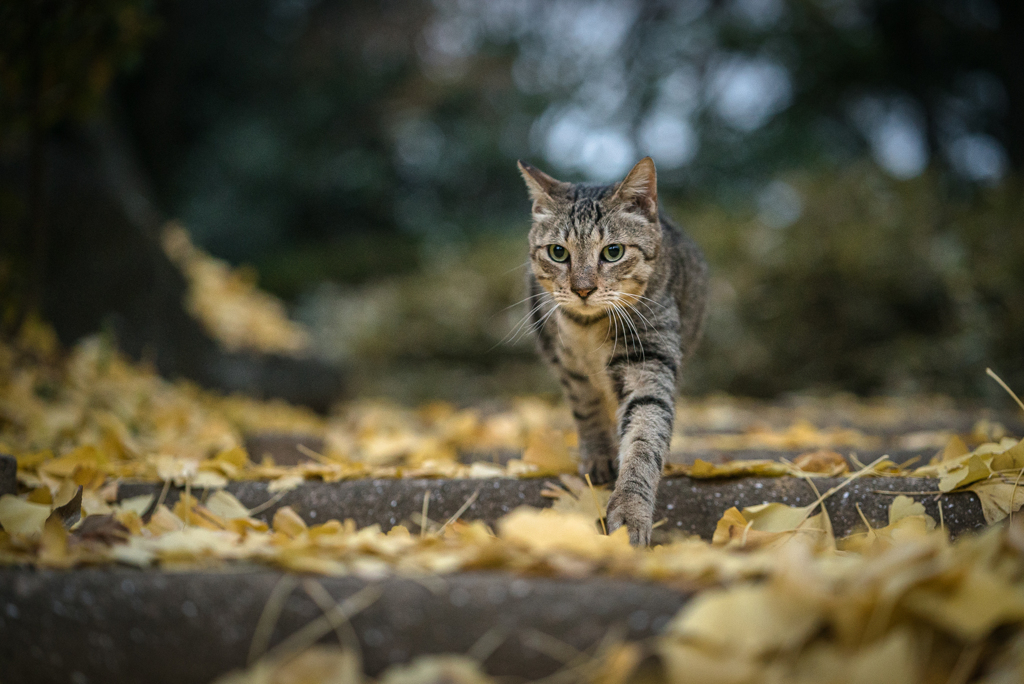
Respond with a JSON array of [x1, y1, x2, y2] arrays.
[[584, 474, 606, 535], [441, 488, 481, 533], [420, 489, 431, 538]]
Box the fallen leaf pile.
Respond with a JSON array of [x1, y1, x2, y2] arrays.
[[3, 321, 1009, 494], [162, 222, 312, 356], [3, 326, 1024, 683], [0, 322, 583, 490], [5, 480, 1024, 683], [913, 435, 1024, 524]]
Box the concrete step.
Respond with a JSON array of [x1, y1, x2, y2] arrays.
[[0, 568, 688, 684], [118, 474, 985, 542]]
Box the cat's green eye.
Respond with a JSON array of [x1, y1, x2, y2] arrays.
[[548, 245, 569, 262], [602, 244, 625, 262]]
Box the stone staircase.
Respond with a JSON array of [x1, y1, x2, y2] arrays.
[[1, 401, 1022, 683]]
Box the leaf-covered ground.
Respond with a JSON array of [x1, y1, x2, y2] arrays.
[[2, 324, 1024, 683]]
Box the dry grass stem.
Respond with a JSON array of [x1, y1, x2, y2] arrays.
[[584, 474, 607, 535], [466, 626, 506, 663], [248, 574, 300, 665], [261, 585, 382, 665], [296, 443, 336, 465], [247, 490, 290, 517], [441, 488, 481, 533], [302, 579, 364, 665], [420, 490, 431, 538], [987, 367, 1024, 415]]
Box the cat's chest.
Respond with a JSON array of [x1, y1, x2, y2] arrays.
[[554, 315, 620, 414]]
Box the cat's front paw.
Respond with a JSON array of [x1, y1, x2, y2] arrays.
[[580, 454, 617, 485], [605, 487, 654, 546]]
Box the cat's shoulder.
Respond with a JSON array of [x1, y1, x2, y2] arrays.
[[658, 210, 704, 261]]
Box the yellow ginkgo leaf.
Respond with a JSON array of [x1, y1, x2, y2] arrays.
[[0, 495, 51, 536], [938, 454, 992, 492], [273, 506, 308, 538], [521, 428, 576, 475], [685, 459, 792, 479], [541, 475, 610, 524], [204, 490, 252, 521], [665, 582, 823, 657], [711, 503, 826, 549], [967, 481, 1024, 525], [840, 495, 935, 552]]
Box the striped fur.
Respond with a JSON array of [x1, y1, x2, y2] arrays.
[[518, 157, 708, 545]]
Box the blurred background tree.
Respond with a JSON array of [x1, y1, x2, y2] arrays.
[[3, 0, 1022, 404], [0, 0, 156, 328]]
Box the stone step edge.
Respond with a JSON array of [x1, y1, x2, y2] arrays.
[[117, 475, 986, 542], [0, 568, 689, 684]]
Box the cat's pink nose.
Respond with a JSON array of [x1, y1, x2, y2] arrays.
[[574, 287, 595, 299]]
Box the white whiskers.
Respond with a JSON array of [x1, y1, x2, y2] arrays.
[[493, 292, 558, 350]]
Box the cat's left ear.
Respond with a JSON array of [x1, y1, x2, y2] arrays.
[[517, 160, 566, 204], [612, 157, 658, 221]]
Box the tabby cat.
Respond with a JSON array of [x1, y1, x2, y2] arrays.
[[518, 157, 708, 545]]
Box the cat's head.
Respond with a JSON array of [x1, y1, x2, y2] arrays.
[[518, 157, 662, 318]]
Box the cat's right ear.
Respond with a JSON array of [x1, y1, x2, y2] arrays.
[[517, 160, 565, 205]]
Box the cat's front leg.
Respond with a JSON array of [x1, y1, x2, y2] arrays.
[[605, 356, 679, 546], [562, 372, 618, 484]]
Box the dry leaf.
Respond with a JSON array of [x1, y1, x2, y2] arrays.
[[712, 503, 826, 549], [521, 428, 576, 475], [273, 506, 308, 538], [39, 445, 107, 479], [967, 481, 1024, 525], [379, 655, 493, 684], [839, 495, 936, 552], [118, 494, 156, 517], [72, 514, 130, 545], [990, 440, 1024, 472], [665, 582, 823, 656], [541, 475, 610, 524], [592, 642, 643, 684], [681, 459, 792, 479], [792, 450, 849, 475], [38, 514, 74, 568], [939, 435, 970, 462], [499, 507, 620, 558], [658, 641, 756, 684], [0, 494, 51, 536], [51, 478, 80, 509], [205, 490, 252, 520], [268, 474, 304, 494], [938, 454, 992, 492], [906, 564, 1024, 641], [50, 485, 83, 529]]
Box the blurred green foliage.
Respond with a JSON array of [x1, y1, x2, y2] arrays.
[[3, 0, 1022, 400], [301, 167, 1024, 402], [117, 0, 1024, 270], [682, 165, 1024, 398]]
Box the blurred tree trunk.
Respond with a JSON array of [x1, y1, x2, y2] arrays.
[[26, 1, 48, 325], [1, 119, 346, 411], [996, 0, 1024, 166]]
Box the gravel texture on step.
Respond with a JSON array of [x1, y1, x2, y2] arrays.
[[666, 447, 933, 466], [118, 475, 986, 541], [0, 568, 689, 683]]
